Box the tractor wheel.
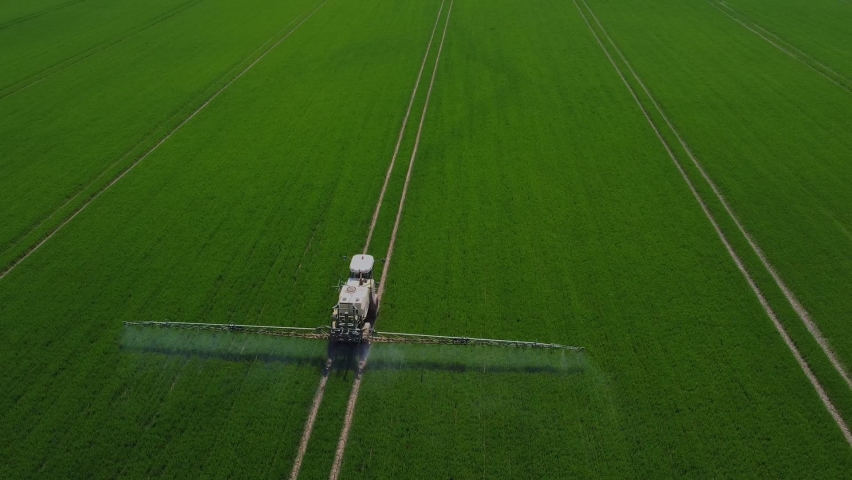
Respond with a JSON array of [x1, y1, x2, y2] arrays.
[[368, 299, 377, 321]]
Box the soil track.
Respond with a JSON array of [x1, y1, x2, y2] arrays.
[[581, 0, 852, 394], [363, 0, 447, 254], [709, 1, 852, 93], [376, 0, 453, 304], [0, 0, 315, 261], [288, 3, 447, 478], [328, 357, 367, 480], [0, 0, 206, 100], [330, 3, 455, 478], [0, 0, 326, 283], [0, 0, 86, 31], [575, 0, 852, 447], [288, 360, 332, 480]]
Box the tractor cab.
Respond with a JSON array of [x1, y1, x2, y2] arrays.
[[331, 255, 377, 343], [347, 255, 374, 284]]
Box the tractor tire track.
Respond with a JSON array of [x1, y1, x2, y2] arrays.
[[709, 1, 852, 94], [0, 0, 326, 283], [330, 3, 454, 479], [581, 0, 852, 393], [329, 356, 368, 480], [288, 2, 447, 478], [288, 360, 331, 480], [0, 0, 205, 100], [362, 0, 446, 254], [0, 0, 87, 31], [0, 0, 319, 261], [574, 0, 852, 447], [376, 0, 452, 305]]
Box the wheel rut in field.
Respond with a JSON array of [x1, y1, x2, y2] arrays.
[[330, 2, 454, 479], [288, 1, 449, 478], [0, 0, 206, 100], [0, 0, 87, 31], [581, 0, 852, 394], [0, 0, 326, 283], [708, 1, 852, 94], [0, 0, 316, 261], [289, 360, 332, 480], [362, 0, 447, 254], [575, 0, 852, 447]]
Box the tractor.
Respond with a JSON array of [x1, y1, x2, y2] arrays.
[[330, 255, 377, 343]]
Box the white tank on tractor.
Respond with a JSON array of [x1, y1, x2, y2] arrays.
[[331, 255, 377, 343]]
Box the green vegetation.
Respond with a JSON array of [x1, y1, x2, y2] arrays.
[[348, 357, 618, 477], [0, 0, 198, 91], [0, 0, 317, 263], [584, 0, 852, 397], [337, 0, 852, 476], [718, 0, 852, 81], [1, 0, 851, 477], [0, 0, 82, 29], [0, 0, 443, 476]]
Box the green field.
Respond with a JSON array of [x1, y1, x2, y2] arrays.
[[1, 0, 851, 477]]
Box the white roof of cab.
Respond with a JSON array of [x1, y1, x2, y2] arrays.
[[349, 254, 374, 274]]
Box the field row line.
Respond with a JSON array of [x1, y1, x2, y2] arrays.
[[374, 0, 451, 307], [581, 0, 852, 394], [290, 0, 449, 480], [331, 2, 455, 478], [362, 0, 447, 254], [288, 358, 332, 480], [288, 1, 450, 478], [0, 0, 318, 262], [575, 0, 852, 389], [112, 358, 190, 478], [709, 1, 852, 94], [0, 0, 206, 100], [0, 0, 327, 283], [0, 0, 86, 31], [574, 0, 852, 447]]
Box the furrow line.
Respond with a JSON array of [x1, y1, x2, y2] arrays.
[[330, 3, 454, 479], [581, 0, 852, 392], [0, 0, 86, 31], [289, 2, 447, 478], [709, 1, 852, 93], [716, 1, 849, 80], [329, 354, 368, 480], [288, 360, 332, 480], [0, 0, 326, 283], [376, 0, 452, 304], [0, 0, 313, 260], [0, 0, 206, 100], [574, 0, 852, 446], [363, 0, 446, 253]]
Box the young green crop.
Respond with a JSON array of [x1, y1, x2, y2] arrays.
[[0, 0, 193, 91], [0, 0, 82, 28], [584, 0, 852, 402], [0, 0, 445, 476], [718, 0, 852, 81], [2, 0, 851, 476], [341, 0, 852, 476], [0, 0, 316, 265]]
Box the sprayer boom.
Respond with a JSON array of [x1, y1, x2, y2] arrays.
[[124, 321, 330, 340], [370, 331, 583, 351], [123, 321, 583, 352]]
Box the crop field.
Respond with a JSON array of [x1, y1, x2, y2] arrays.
[[1, 0, 851, 477]]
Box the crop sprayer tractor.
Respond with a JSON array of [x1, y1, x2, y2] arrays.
[[124, 253, 584, 353], [330, 255, 377, 343]]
